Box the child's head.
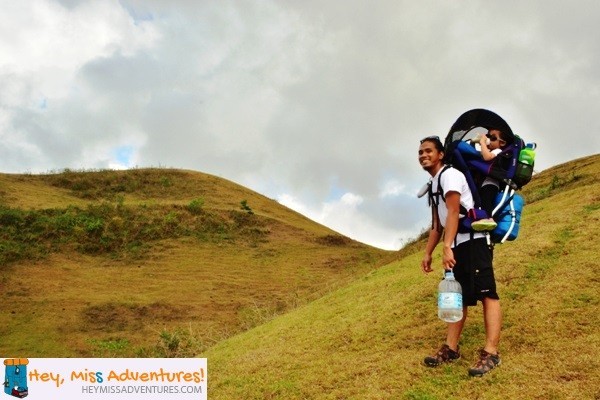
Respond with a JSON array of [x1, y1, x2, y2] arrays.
[[486, 129, 513, 150]]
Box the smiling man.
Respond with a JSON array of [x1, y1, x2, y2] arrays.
[[418, 135, 502, 377]]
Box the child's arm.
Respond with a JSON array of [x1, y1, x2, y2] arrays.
[[479, 136, 497, 161]]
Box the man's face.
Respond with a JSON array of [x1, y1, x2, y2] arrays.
[[418, 140, 443, 172]]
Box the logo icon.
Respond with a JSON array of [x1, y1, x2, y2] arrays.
[[3, 359, 29, 398]]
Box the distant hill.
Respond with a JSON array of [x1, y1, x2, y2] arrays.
[[203, 154, 600, 399], [0, 168, 395, 356]]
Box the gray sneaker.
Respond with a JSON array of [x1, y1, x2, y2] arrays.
[[424, 344, 460, 367]]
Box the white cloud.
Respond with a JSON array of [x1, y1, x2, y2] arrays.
[[1, 0, 599, 249], [0, 1, 158, 102], [379, 180, 407, 198], [279, 191, 419, 250]]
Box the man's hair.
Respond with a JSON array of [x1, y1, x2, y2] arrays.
[[420, 135, 445, 152]]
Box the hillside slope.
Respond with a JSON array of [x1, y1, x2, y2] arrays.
[[0, 168, 395, 356], [205, 154, 600, 399]]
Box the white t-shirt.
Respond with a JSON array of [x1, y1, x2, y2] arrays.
[[482, 148, 502, 187], [431, 166, 485, 246]]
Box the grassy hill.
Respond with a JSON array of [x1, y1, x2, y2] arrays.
[[1, 154, 599, 399], [0, 168, 395, 357], [203, 154, 600, 399]]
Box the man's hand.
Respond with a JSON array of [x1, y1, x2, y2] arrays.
[[442, 245, 456, 270], [421, 254, 434, 274]]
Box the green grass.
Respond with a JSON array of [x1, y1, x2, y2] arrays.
[[0, 202, 274, 264], [203, 154, 600, 399]]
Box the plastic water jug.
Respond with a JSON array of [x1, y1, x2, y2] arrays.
[[437, 270, 463, 323]]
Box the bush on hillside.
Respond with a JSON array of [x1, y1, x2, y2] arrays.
[[0, 202, 270, 265]]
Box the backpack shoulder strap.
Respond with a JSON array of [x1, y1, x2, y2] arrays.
[[430, 164, 470, 214], [428, 165, 450, 204], [427, 165, 451, 232]]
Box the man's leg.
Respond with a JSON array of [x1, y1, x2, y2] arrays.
[[446, 306, 468, 351], [468, 297, 502, 376], [482, 297, 501, 354], [423, 306, 468, 366]]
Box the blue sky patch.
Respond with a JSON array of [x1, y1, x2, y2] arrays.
[[114, 145, 135, 166]]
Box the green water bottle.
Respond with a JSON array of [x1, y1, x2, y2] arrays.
[[519, 143, 536, 166]]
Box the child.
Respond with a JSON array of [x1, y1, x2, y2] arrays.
[[471, 129, 514, 231]]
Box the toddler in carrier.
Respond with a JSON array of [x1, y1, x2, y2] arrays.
[[471, 129, 515, 231]]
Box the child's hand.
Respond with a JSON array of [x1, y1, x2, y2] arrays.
[[479, 135, 491, 148]]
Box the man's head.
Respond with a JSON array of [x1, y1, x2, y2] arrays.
[[418, 135, 445, 176]]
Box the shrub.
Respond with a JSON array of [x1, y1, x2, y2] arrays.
[[0, 202, 270, 265], [187, 198, 205, 214], [240, 200, 254, 215]]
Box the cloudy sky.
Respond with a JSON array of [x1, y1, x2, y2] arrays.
[[1, 0, 599, 250]]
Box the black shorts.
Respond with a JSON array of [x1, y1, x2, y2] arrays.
[[452, 238, 499, 306]]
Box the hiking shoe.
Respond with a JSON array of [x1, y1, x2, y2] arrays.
[[424, 344, 460, 367], [471, 218, 497, 232], [468, 349, 501, 377]]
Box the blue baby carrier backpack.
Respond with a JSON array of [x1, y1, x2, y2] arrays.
[[440, 108, 536, 243]]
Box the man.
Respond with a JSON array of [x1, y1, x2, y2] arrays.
[[418, 135, 502, 377]]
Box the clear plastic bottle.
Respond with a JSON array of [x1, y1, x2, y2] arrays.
[[437, 270, 463, 323], [518, 143, 536, 165]]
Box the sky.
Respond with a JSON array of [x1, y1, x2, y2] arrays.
[[1, 0, 599, 250]]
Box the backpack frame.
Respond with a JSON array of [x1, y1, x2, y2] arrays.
[[438, 109, 532, 243]]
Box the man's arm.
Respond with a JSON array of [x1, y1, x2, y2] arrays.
[[442, 191, 460, 270], [421, 228, 442, 273]]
